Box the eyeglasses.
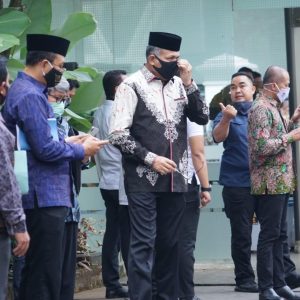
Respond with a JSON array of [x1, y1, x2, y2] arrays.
[[47, 61, 66, 73], [49, 94, 68, 103]]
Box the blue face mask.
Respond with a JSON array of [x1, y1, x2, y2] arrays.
[[50, 101, 65, 118], [233, 101, 252, 115]]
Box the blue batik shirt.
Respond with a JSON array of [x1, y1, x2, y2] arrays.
[[2, 72, 85, 209]]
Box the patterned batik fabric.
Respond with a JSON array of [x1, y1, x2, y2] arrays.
[[248, 95, 296, 195], [109, 66, 208, 193]]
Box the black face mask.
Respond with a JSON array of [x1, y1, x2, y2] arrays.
[[153, 55, 179, 81], [44, 67, 63, 88]]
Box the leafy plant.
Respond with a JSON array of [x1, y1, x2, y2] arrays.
[[0, 0, 103, 132], [77, 217, 102, 269], [52, 12, 97, 51]]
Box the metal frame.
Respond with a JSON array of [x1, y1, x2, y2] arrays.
[[285, 7, 300, 250]]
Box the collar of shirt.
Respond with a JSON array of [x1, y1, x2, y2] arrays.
[[17, 71, 48, 96], [260, 93, 280, 108]]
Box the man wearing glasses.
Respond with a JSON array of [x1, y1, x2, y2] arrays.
[[213, 72, 258, 294], [213, 71, 300, 299]]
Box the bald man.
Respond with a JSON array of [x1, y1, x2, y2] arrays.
[[248, 66, 300, 300]]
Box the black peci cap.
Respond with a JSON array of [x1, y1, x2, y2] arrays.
[[148, 32, 182, 51], [27, 34, 70, 56]]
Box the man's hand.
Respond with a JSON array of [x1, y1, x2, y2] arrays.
[[291, 105, 300, 123], [13, 232, 30, 257], [219, 103, 237, 121], [200, 191, 211, 208], [177, 59, 192, 86], [65, 134, 88, 144], [287, 127, 300, 142], [152, 156, 177, 175], [82, 136, 109, 156]]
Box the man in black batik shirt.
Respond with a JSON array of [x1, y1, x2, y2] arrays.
[[109, 31, 208, 300]]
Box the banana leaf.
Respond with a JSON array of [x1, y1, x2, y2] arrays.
[[0, 34, 19, 53], [7, 58, 24, 80], [64, 70, 93, 83], [64, 108, 92, 133], [52, 12, 97, 50], [68, 68, 104, 115], [18, 0, 52, 58], [0, 8, 30, 37]]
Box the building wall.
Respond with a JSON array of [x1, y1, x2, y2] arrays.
[[64, 0, 288, 85], [53, 0, 291, 158], [50, 0, 300, 261]]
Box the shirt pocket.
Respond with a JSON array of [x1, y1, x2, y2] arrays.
[[168, 87, 187, 102], [231, 118, 244, 125], [228, 118, 247, 142]]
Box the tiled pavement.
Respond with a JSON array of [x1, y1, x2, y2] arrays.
[[75, 253, 300, 300]]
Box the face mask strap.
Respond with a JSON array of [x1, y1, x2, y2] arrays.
[[263, 83, 277, 94], [42, 60, 53, 77]]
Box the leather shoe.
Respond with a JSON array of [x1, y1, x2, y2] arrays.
[[235, 281, 259, 293], [259, 288, 281, 300], [275, 285, 300, 299], [105, 287, 129, 299], [286, 273, 300, 290]]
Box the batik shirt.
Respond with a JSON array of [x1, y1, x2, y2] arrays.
[[109, 66, 208, 193], [0, 115, 26, 235], [248, 94, 297, 195], [2, 72, 85, 209]]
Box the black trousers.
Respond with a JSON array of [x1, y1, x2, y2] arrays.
[[119, 204, 130, 274], [20, 206, 68, 300], [178, 181, 200, 300], [223, 187, 256, 285], [284, 240, 297, 280], [223, 187, 296, 286], [60, 221, 78, 300], [127, 192, 185, 300], [101, 189, 130, 291], [255, 193, 289, 291]]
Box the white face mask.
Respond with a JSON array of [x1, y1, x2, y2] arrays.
[[264, 83, 290, 103], [276, 86, 290, 103]]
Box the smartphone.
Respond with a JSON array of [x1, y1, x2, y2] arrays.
[[88, 126, 99, 137]]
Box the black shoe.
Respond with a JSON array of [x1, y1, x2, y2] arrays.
[[275, 285, 300, 299], [235, 281, 259, 293], [179, 297, 202, 300], [259, 288, 281, 300], [286, 273, 300, 290], [105, 287, 129, 299]]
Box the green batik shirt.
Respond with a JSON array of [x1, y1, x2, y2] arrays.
[[248, 94, 298, 195]]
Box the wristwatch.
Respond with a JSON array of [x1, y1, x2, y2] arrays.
[[201, 186, 212, 192]]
